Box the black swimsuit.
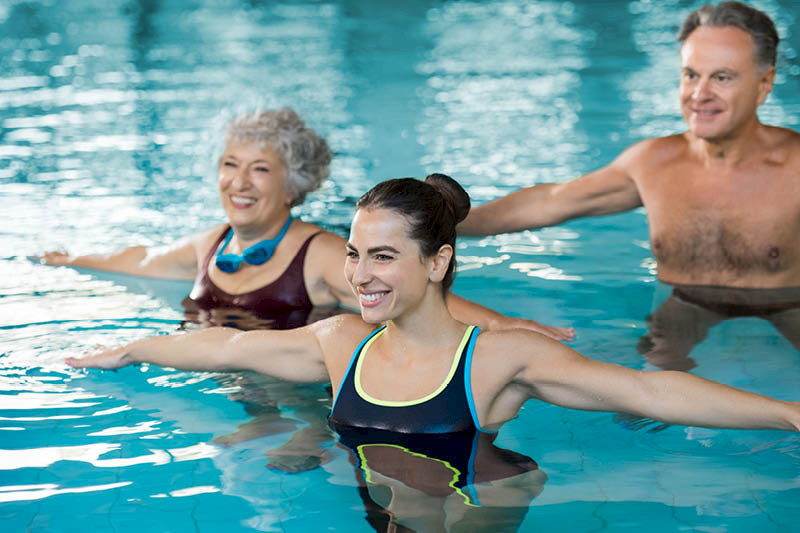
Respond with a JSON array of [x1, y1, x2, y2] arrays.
[[329, 325, 487, 434], [329, 325, 538, 507]]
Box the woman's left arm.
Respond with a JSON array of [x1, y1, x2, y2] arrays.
[[445, 293, 575, 340], [518, 335, 799, 431]]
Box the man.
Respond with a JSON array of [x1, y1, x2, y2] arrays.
[[459, 2, 800, 368]]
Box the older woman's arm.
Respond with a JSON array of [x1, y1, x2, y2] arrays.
[[38, 228, 211, 280], [311, 230, 575, 340]]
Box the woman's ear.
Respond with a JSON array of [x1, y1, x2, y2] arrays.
[[428, 244, 453, 283]]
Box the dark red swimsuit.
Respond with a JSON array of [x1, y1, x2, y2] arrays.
[[187, 226, 321, 312], [182, 227, 331, 329]]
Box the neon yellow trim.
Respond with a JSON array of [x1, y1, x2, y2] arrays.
[[354, 325, 475, 407], [356, 443, 478, 507]]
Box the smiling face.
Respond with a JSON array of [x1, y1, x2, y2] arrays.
[[217, 140, 292, 233], [345, 208, 448, 324], [679, 25, 775, 142]]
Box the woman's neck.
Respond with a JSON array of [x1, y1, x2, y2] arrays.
[[383, 288, 465, 353], [230, 212, 292, 251]]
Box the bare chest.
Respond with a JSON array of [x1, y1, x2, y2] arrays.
[[637, 166, 800, 285]]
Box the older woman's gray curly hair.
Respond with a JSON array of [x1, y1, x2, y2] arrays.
[[225, 108, 332, 207]]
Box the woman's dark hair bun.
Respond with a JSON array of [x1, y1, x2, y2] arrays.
[[424, 173, 470, 225]]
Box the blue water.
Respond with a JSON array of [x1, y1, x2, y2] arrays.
[[2, 0, 799, 531]]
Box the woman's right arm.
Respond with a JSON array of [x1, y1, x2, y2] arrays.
[[39, 229, 213, 280], [66, 322, 330, 383]]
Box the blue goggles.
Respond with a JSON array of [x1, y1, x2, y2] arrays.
[[215, 216, 293, 273]]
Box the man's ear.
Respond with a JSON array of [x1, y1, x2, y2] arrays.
[[757, 65, 776, 105]]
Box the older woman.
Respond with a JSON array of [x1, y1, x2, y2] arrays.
[[41, 108, 573, 339]]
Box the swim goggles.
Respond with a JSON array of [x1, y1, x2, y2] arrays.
[[215, 215, 293, 273]]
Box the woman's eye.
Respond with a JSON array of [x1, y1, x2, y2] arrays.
[[222, 161, 237, 168], [255, 166, 269, 172]]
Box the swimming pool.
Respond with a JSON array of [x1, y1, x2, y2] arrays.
[[2, 0, 799, 530]]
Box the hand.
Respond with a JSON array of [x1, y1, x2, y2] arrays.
[[511, 318, 575, 342], [38, 250, 72, 265], [66, 344, 132, 370]]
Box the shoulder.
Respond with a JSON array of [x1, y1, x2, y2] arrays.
[[300, 223, 346, 260], [472, 328, 559, 367], [289, 220, 344, 245], [759, 125, 800, 165], [472, 327, 587, 389], [191, 224, 229, 250], [617, 134, 688, 167], [475, 327, 554, 349], [308, 314, 377, 368], [308, 313, 373, 341]]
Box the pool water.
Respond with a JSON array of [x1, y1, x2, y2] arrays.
[[2, 0, 799, 531]]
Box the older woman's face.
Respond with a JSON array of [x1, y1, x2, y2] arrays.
[[218, 140, 292, 230]]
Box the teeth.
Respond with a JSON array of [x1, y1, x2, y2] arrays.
[[231, 196, 256, 205], [360, 292, 385, 302]]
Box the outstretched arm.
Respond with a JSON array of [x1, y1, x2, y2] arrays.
[[311, 229, 574, 340], [458, 153, 643, 237], [66, 322, 330, 383], [39, 232, 203, 280], [445, 293, 574, 341], [520, 337, 799, 431]]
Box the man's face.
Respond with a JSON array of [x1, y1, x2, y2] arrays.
[[679, 25, 774, 142]]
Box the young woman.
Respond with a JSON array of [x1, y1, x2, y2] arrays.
[[41, 108, 572, 339], [67, 173, 800, 434], [67, 173, 800, 531]]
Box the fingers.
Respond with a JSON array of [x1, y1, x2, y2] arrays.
[[65, 345, 125, 369], [65, 356, 86, 368], [531, 323, 575, 342], [39, 250, 70, 265], [552, 326, 576, 341]]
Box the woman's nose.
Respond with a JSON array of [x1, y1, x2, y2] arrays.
[[351, 258, 371, 286]]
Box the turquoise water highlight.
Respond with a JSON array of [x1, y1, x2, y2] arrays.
[[2, 0, 799, 531]]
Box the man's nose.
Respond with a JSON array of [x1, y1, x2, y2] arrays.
[[692, 77, 713, 100]]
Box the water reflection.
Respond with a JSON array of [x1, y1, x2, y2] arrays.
[[332, 425, 546, 532], [639, 284, 800, 370]]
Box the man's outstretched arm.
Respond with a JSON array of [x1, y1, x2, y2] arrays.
[[458, 150, 644, 236]]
